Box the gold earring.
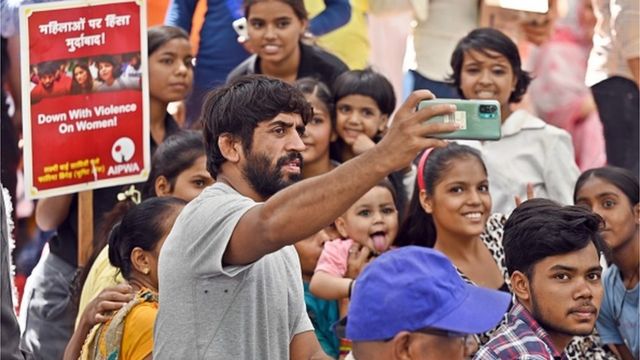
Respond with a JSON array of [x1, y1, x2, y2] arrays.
[[143, 268, 150, 275]]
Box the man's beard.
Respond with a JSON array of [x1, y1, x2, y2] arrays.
[[242, 151, 304, 198], [530, 283, 595, 339]]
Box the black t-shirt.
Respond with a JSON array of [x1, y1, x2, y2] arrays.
[[227, 42, 349, 88], [49, 113, 181, 267]]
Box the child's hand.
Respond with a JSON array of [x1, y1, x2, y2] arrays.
[[346, 244, 371, 279], [351, 133, 376, 156]]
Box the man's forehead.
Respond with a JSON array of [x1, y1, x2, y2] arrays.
[[258, 113, 305, 128], [267, 113, 303, 124], [535, 242, 601, 272]]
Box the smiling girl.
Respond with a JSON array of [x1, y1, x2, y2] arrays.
[[295, 77, 337, 179], [227, 0, 348, 87], [396, 143, 508, 297], [449, 28, 580, 215]]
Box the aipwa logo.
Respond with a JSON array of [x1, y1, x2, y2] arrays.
[[112, 137, 135, 163], [108, 137, 140, 176]]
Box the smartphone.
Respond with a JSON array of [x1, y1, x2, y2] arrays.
[[232, 17, 248, 39], [418, 99, 502, 141], [483, 0, 549, 13]]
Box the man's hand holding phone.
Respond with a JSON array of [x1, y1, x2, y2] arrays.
[[417, 99, 502, 141]]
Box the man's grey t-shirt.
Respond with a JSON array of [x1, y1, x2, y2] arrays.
[[154, 183, 313, 359]]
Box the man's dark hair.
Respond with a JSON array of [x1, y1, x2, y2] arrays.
[[503, 199, 606, 277], [36, 61, 58, 76], [201, 75, 313, 177]]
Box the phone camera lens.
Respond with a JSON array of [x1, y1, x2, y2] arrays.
[[479, 105, 497, 113]]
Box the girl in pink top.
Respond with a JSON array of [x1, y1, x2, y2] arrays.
[[310, 179, 399, 301]]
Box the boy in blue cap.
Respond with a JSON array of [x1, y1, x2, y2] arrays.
[[342, 246, 511, 360]]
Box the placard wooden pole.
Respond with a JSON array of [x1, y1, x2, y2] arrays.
[[77, 190, 93, 267]]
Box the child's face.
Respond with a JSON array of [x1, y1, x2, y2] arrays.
[[301, 93, 334, 165], [420, 157, 491, 241], [458, 49, 516, 118], [335, 95, 387, 145], [336, 185, 398, 253]]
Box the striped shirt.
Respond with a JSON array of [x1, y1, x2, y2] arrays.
[[474, 302, 567, 360]]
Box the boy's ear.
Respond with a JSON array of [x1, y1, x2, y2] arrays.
[[511, 270, 531, 303], [418, 189, 433, 214], [391, 332, 412, 359], [334, 217, 349, 239], [634, 203, 640, 225], [218, 133, 242, 163]]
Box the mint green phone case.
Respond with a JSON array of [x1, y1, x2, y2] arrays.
[[417, 99, 502, 141]]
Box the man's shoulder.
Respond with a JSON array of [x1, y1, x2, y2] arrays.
[[181, 183, 254, 220], [481, 320, 556, 359]]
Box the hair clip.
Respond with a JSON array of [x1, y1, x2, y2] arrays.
[[116, 185, 141, 204]]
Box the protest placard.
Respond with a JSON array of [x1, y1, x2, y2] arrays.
[[20, 0, 149, 199]]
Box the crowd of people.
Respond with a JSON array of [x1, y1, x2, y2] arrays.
[[1, 0, 638, 360]]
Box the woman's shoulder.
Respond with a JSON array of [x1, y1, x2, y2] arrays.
[[126, 299, 158, 325], [304, 43, 347, 69], [122, 289, 159, 332], [484, 213, 506, 235], [299, 43, 348, 83], [120, 290, 157, 360], [481, 214, 507, 258]]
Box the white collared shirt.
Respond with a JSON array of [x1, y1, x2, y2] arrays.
[[461, 110, 580, 216]]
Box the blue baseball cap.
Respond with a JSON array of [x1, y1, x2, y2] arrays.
[[345, 246, 511, 341]]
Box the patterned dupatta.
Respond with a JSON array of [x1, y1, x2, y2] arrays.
[[80, 288, 158, 360]]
